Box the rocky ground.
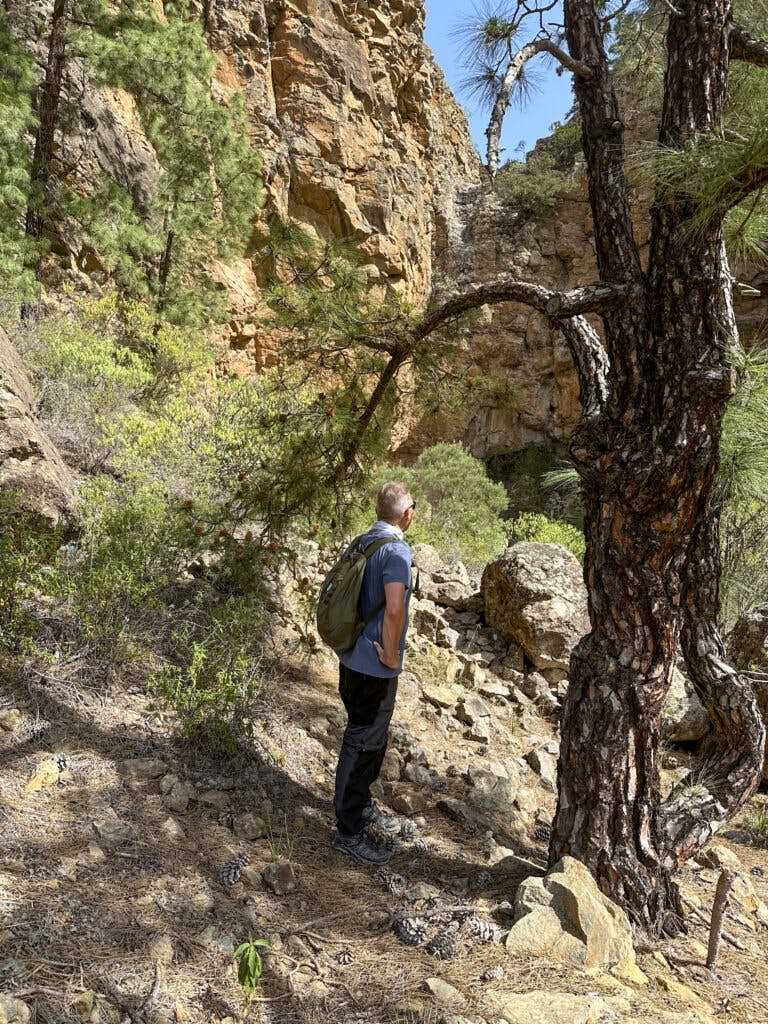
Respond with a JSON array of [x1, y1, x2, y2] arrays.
[[2, 543, 768, 1024]]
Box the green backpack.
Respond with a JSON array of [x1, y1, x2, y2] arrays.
[[316, 535, 397, 652]]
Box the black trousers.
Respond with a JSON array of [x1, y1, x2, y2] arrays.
[[333, 664, 398, 836]]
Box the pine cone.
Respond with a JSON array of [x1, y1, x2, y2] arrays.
[[365, 822, 400, 851], [752, 865, 765, 877], [426, 922, 460, 960], [400, 819, 417, 841], [54, 754, 71, 772], [533, 824, 551, 844], [335, 950, 353, 966], [374, 867, 406, 897], [481, 964, 504, 981], [476, 870, 492, 889], [468, 915, 501, 943], [445, 763, 460, 778], [413, 838, 430, 855], [218, 851, 250, 887], [393, 916, 429, 947]]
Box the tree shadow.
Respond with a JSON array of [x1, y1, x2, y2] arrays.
[[0, 656, 535, 1024]]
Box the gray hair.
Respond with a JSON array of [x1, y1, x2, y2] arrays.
[[375, 481, 413, 523]]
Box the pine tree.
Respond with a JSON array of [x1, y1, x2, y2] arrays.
[[0, 8, 38, 293], [80, 0, 264, 328], [411, 0, 768, 931]]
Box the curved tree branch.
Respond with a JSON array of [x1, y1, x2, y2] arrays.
[[662, 511, 765, 869], [730, 24, 768, 68], [335, 276, 620, 480], [486, 37, 593, 176]]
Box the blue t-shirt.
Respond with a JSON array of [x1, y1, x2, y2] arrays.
[[338, 522, 412, 678]]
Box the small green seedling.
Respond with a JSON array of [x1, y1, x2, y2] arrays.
[[234, 936, 271, 1015]]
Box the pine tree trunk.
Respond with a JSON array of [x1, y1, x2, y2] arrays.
[[24, 0, 68, 275], [550, 0, 765, 931]]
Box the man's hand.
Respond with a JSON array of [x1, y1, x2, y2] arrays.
[[373, 640, 401, 670], [374, 581, 406, 670]]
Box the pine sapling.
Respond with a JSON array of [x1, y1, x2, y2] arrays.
[[234, 936, 271, 1016]]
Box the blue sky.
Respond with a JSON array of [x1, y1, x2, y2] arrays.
[[424, 0, 575, 160]]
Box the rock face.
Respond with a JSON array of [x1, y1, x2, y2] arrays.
[[0, 325, 76, 530], [8, 0, 480, 367], [481, 543, 589, 672], [505, 856, 635, 969]]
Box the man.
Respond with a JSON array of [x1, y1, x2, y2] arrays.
[[331, 481, 415, 865]]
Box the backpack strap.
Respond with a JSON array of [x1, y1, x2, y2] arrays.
[[359, 536, 398, 626]]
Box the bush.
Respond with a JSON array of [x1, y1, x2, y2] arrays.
[[148, 594, 268, 754], [354, 443, 509, 567], [0, 490, 61, 653], [495, 155, 572, 217], [57, 478, 197, 661], [508, 512, 586, 562]]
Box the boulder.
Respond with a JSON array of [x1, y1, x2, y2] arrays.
[[484, 989, 631, 1024], [0, 325, 76, 530], [421, 683, 457, 709], [466, 765, 518, 816], [481, 543, 589, 671], [506, 856, 635, 968], [0, 997, 30, 1024], [694, 843, 741, 871], [662, 666, 710, 743], [262, 860, 297, 895], [519, 670, 559, 711], [525, 747, 557, 791], [410, 598, 446, 642]]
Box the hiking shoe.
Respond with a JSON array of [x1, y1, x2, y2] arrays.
[[362, 800, 400, 835], [332, 830, 395, 865]]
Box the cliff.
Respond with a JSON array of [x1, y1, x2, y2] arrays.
[[8, 1, 766, 462]]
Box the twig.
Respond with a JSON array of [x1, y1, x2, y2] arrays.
[[296, 904, 392, 931], [681, 895, 745, 951], [8, 987, 86, 998]]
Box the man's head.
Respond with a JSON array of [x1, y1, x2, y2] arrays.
[[376, 481, 415, 532]]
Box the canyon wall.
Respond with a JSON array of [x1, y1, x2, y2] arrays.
[[8, 1, 767, 461]]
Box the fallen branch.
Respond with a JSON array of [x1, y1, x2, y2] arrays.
[[707, 869, 736, 970]]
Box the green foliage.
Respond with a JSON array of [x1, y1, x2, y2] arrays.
[[57, 478, 196, 661], [717, 343, 768, 623], [741, 802, 768, 842], [354, 443, 508, 567], [487, 443, 567, 519], [539, 118, 582, 172], [494, 154, 573, 217], [9, 292, 211, 465], [80, 1, 263, 326], [148, 594, 267, 753], [234, 936, 271, 1014], [0, 11, 38, 295], [0, 491, 61, 652], [507, 511, 586, 562]]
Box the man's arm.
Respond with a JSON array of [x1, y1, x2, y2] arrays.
[[373, 581, 406, 670]]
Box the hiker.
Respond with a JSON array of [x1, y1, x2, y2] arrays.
[[331, 482, 415, 864]]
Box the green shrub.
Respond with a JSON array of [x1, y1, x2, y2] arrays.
[[495, 155, 572, 217], [354, 443, 509, 567], [508, 512, 586, 562], [57, 478, 196, 661], [148, 594, 268, 754], [0, 491, 61, 652]]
